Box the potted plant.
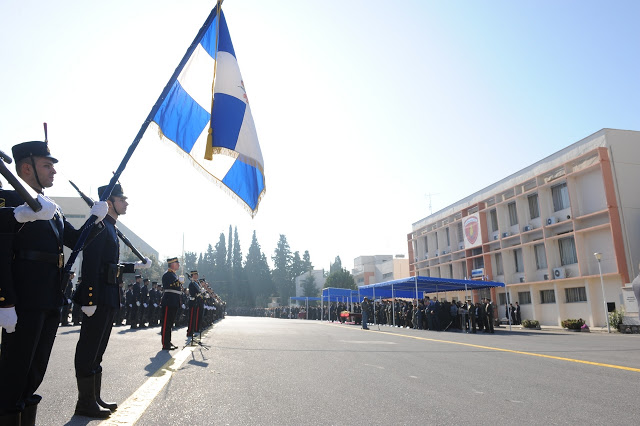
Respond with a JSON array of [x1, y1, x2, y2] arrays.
[[562, 318, 585, 331], [521, 319, 541, 330]]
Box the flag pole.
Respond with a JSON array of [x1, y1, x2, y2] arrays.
[[62, 5, 222, 276]]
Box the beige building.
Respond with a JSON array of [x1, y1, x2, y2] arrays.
[[352, 255, 410, 287], [408, 129, 640, 327]]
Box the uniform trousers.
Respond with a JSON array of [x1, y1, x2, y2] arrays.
[[74, 305, 117, 377], [187, 306, 199, 337], [161, 306, 178, 348], [0, 307, 60, 414]]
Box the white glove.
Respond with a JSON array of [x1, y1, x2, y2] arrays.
[[13, 194, 57, 223], [136, 301, 140, 306], [153, 303, 158, 308], [178, 275, 184, 284], [81, 306, 97, 317], [67, 299, 72, 304], [128, 304, 132, 308], [134, 257, 152, 270], [143, 303, 148, 308], [90, 201, 108, 223], [0, 307, 18, 333], [181, 304, 186, 309]]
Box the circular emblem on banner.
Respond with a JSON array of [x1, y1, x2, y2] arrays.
[[464, 216, 479, 245]]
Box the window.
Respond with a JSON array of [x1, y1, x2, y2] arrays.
[[528, 193, 540, 219], [449, 264, 453, 278], [559, 237, 578, 265], [457, 222, 463, 242], [495, 253, 504, 275], [446, 228, 450, 247], [508, 202, 518, 226], [473, 256, 484, 269], [382, 272, 393, 280], [540, 289, 556, 304], [499, 293, 508, 305], [514, 248, 524, 273], [518, 291, 532, 304], [551, 182, 570, 212], [534, 244, 547, 270], [490, 209, 498, 232], [565, 287, 587, 303], [478, 288, 491, 300], [435, 232, 438, 249]]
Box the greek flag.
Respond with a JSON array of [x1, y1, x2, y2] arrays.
[[151, 5, 265, 216]]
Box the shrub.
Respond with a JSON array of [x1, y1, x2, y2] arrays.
[[521, 319, 540, 329], [608, 308, 625, 331], [562, 318, 585, 330]]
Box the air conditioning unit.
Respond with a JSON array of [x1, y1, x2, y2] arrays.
[[424, 254, 429, 259], [434, 251, 439, 257], [566, 214, 571, 220], [519, 277, 525, 283], [523, 225, 533, 232], [553, 267, 566, 279], [458, 243, 465, 250], [441, 249, 448, 255], [502, 232, 510, 238], [543, 274, 549, 280], [546, 217, 557, 226], [493, 234, 499, 240]]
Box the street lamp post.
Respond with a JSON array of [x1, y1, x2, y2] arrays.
[[594, 252, 611, 333]]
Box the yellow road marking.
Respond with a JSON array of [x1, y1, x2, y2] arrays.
[[373, 329, 640, 373], [326, 322, 640, 373], [99, 345, 195, 425]]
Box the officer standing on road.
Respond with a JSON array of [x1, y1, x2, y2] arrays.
[[130, 274, 142, 329], [361, 297, 370, 330], [187, 271, 201, 338], [0, 140, 108, 425], [161, 257, 183, 350], [72, 183, 151, 418]]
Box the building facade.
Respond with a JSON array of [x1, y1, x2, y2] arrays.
[[352, 255, 410, 286], [408, 129, 640, 327], [294, 269, 326, 298]]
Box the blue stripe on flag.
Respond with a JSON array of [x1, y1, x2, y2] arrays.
[[153, 80, 210, 153], [222, 160, 265, 211], [211, 93, 245, 151], [200, 14, 218, 59], [217, 12, 236, 57]]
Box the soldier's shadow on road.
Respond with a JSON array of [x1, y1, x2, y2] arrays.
[[186, 349, 209, 368], [144, 351, 174, 376]]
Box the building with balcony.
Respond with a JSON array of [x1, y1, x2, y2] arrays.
[[408, 129, 640, 327], [352, 255, 410, 287]]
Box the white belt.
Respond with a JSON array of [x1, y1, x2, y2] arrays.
[[164, 289, 182, 295]]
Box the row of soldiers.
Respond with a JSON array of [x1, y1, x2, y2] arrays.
[[60, 273, 226, 330]]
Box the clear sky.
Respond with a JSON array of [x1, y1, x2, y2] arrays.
[[1, 0, 639, 272]]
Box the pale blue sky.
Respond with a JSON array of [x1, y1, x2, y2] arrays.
[[1, 0, 638, 271]]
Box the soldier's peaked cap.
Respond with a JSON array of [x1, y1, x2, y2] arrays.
[[98, 184, 126, 200], [167, 257, 179, 264], [12, 141, 58, 163]]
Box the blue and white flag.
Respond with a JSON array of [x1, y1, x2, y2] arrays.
[[151, 5, 265, 216]]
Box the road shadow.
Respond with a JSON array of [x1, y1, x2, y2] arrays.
[[144, 351, 174, 376]]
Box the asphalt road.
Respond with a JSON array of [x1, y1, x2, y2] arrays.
[[29, 317, 640, 425]]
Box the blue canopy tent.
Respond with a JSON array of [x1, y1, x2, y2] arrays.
[[321, 288, 361, 322], [289, 297, 321, 319], [358, 276, 505, 327]]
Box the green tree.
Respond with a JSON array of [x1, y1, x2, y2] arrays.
[[213, 233, 230, 300], [324, 268, 356, 290], [271, 234, 293, 303], [329, 256, 342, 274], [290, 251, 305, 281], [302, 250, 313, 272], [302, 273, 318, 297], [245, 231, 274, 307], [184, 251, 197, 273]]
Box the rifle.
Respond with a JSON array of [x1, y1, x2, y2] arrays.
[[0, 150, 41, 212], [68, 180, 146, 263]]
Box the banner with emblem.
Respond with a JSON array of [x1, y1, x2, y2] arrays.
[[151, 3, 265, 216], [462, 212, 483, 249]]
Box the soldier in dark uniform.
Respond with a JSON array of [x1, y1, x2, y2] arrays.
[[186, 271, 202, 337], [0, 141, 108, 425], [130, 275, 142, 329], [125, 283, 134, 326], [484, 298, 495, 333], [72, 278, 84, 326], [115, 283, 126, 326], [160, 257, 182, 350], [138, 278, 150, 328], [73, 184, 151, 418], [60, 272, 75, 326]]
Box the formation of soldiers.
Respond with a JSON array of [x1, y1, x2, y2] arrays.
[[229, 297, 498, 334], [60, 275, 226, 331]]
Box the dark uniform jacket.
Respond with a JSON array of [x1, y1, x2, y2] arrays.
[[74, 215, 134, 308], [188, 280, 201, 308], [0, 189, 87, 309], [161, 270, 182, 307]]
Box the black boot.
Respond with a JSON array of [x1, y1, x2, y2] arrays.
[[21, 394, 41, 426], [95, 372, 117, 412], [0, 412, 21, 426], [74, 376, 111, 418]]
